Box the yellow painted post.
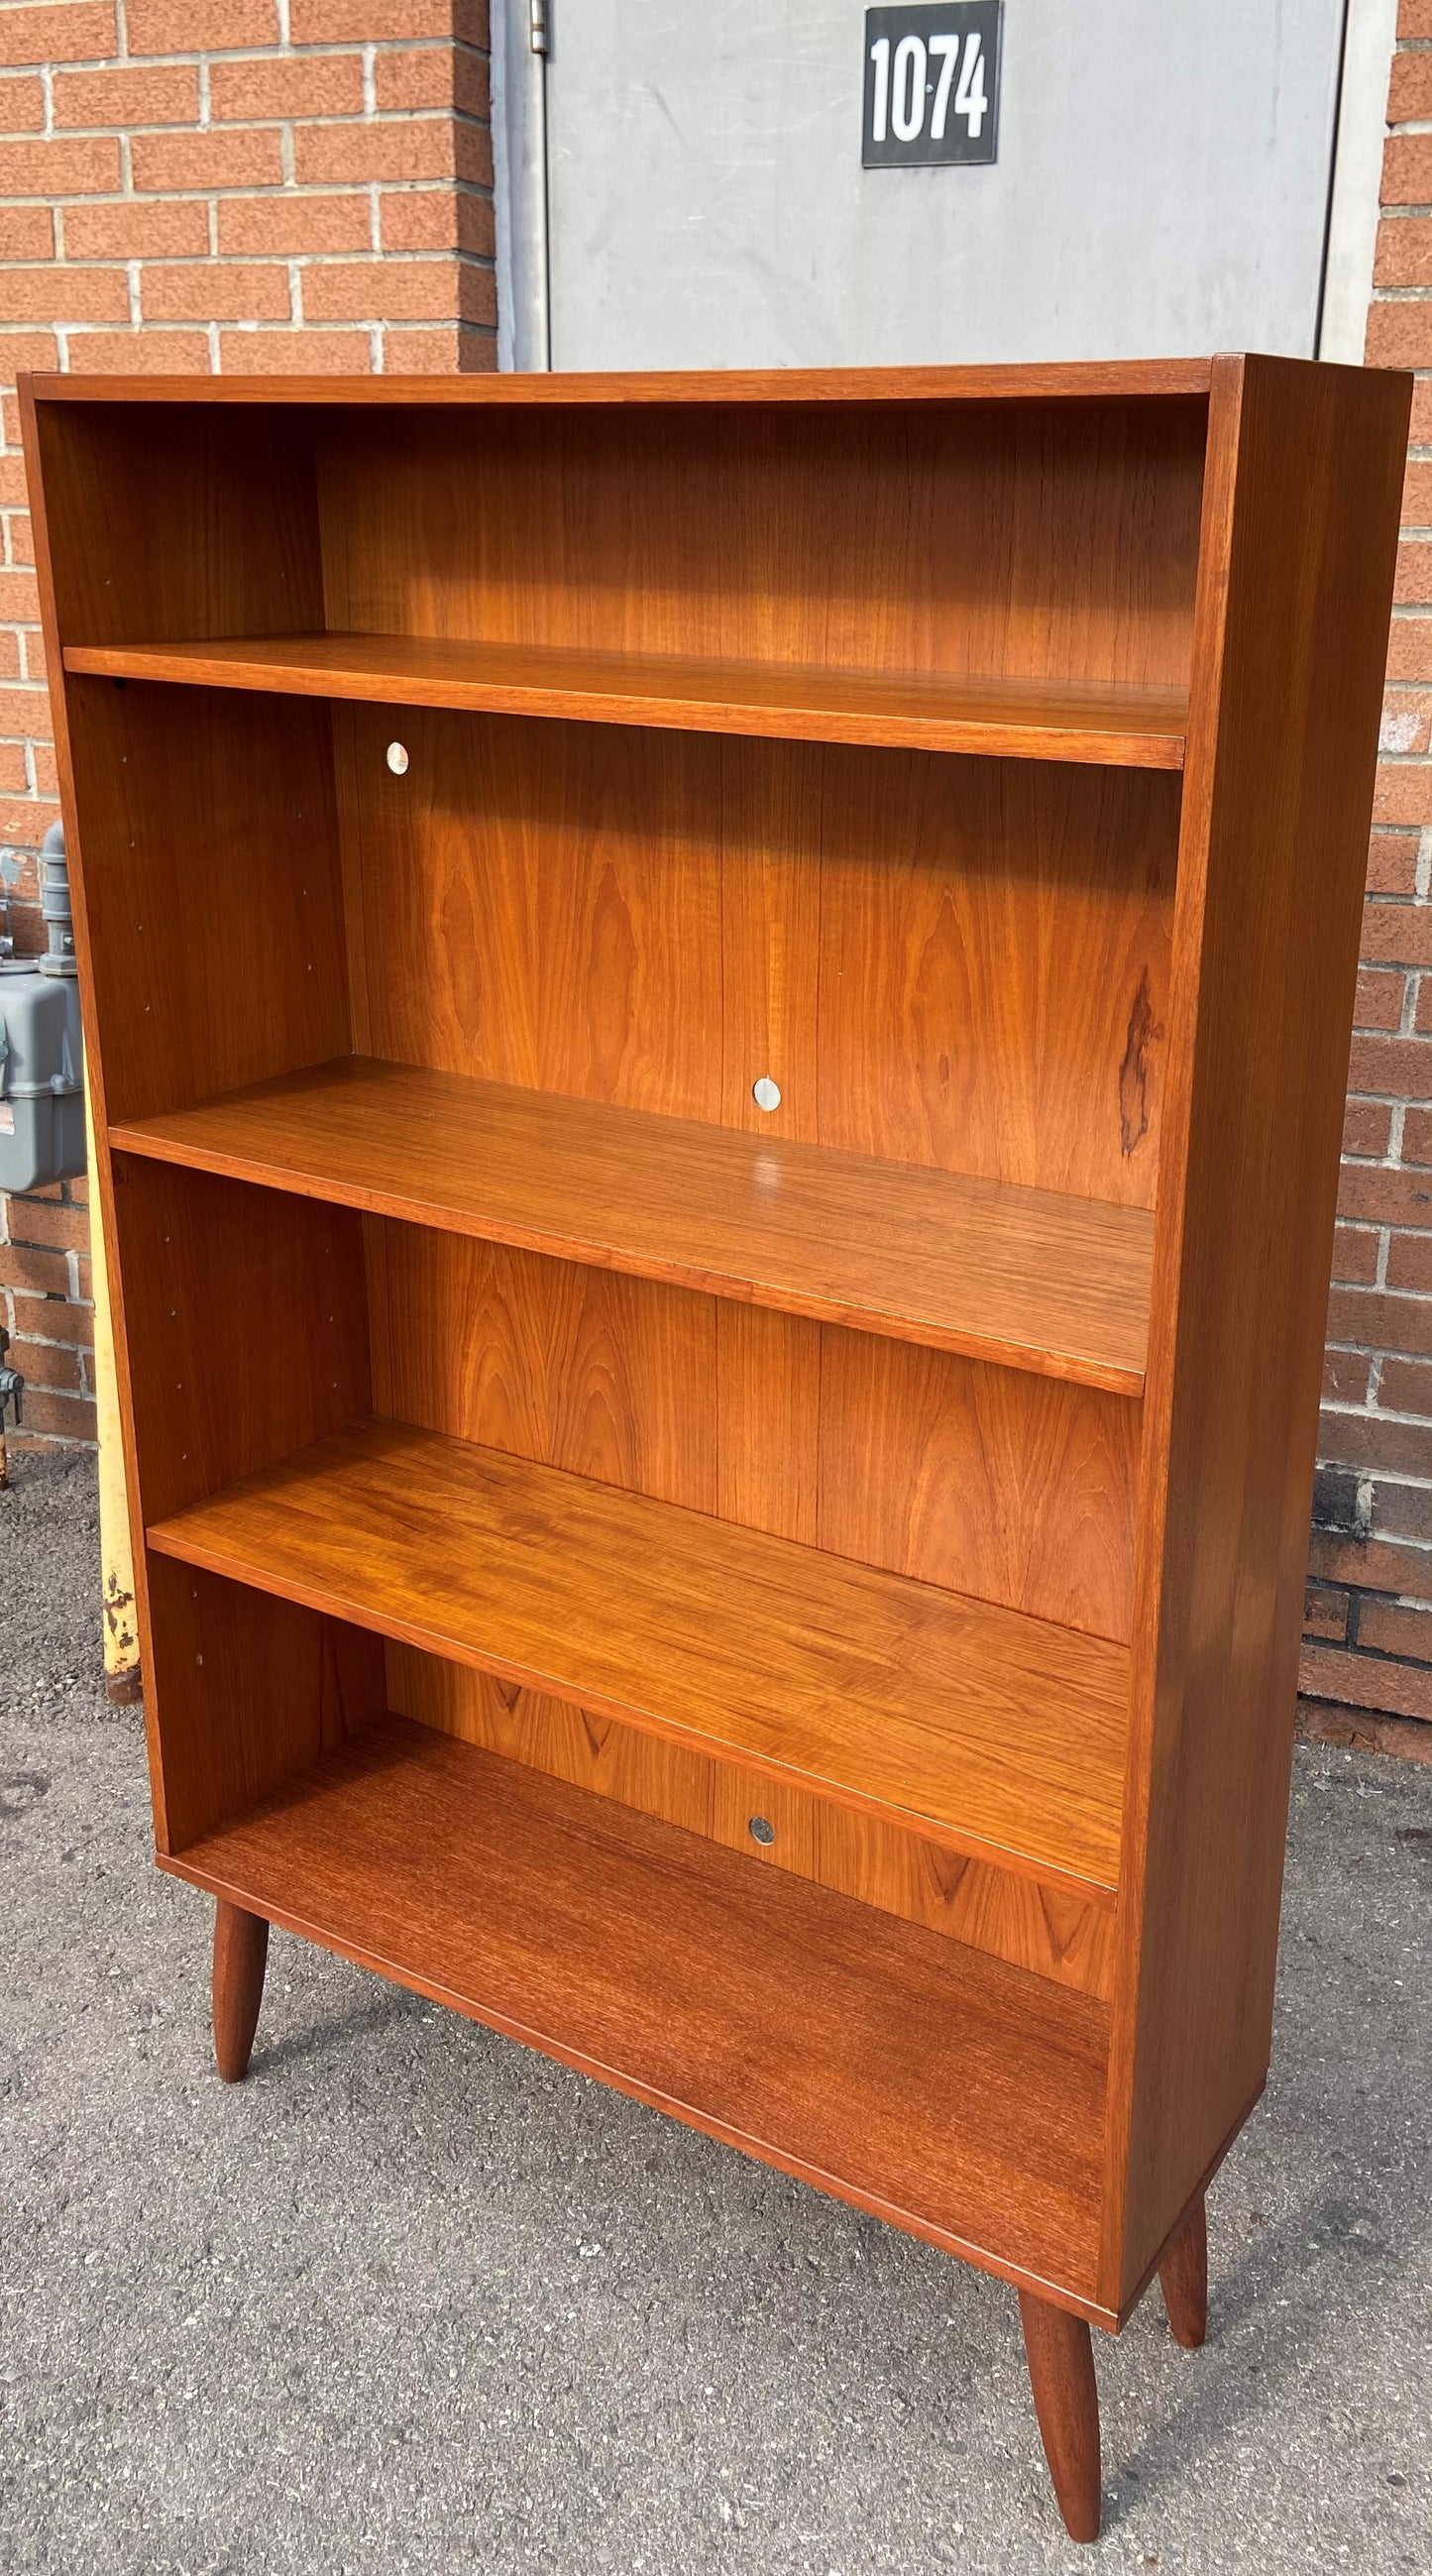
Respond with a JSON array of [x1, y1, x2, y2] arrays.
[[86, 1070, 140, 1705]]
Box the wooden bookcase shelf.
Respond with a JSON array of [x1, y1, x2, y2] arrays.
[[165, 1713, 1111, 2302], [111, 1057, 1154, 1393], [148, 1413, 1129, 1897], [64, 633, 1190, 768], [25, 356, 1408, 2543]]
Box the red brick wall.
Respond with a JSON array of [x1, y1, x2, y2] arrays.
[[1295, 5, 1432, 1756], [0, 0, 493, 1448]]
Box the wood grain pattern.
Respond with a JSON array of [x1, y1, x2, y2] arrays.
[[315, 399, 1206, 696], [817, 1333, 1140, 1640], [1019, 2294, 1102, 2541], [147, 1413, 1131, 1898], [143, 1554, 386, 1853], [29, 394, 322, 648], [716, 739, 824, 1146], [61, 678, 351, 1126], [111, 1056, 1155, 1396], [381, 1230, 718, 1512], [715, 1302, 821, 1544], [63, 634, 1189, 769], [28, 359, 1214, 405], [161, 1710, 1114, 2311], [25, 361, 1409, 2385], [348, 707, 1179, 1212], [376, 1225, 1127, 1978], [359, 711, 724, 1122], [395, 1655, 1116, 1998], [105, 1156, 385, 1850], [1100, 355, 1413, 2309], [376, 1228, 1137, 1639], [212, 1899, 269, 2082], [1158, 2195, 1207, 2349], [109, 1157, 373, 1529], [814, 753, 1178, 1206]]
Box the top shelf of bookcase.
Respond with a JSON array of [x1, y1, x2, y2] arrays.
[[62, 633, 1190, 768]]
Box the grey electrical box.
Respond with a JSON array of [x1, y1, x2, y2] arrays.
[[0, 821, 85, 1195]]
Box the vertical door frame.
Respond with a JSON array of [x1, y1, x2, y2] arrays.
[[1319, 0, 1397, 362], [492, 0, 552, 372]]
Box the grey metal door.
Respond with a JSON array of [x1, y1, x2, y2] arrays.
[[533, 2, 1352, 371]]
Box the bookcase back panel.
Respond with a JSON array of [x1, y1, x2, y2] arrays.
[[316, 397, 1207, 693], [350, 709, 1179, 1208], [65, 679, 351, 1126], [813, 747, 1177, 1204], [389, 1649, 1115, 2000], [375, 1222, 1139, 1641]]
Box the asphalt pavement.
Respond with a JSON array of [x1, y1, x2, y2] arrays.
[[2, 1443, 1430, 2575]]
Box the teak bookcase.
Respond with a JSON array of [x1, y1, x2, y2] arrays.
[[24, 356, 1408, 2542]]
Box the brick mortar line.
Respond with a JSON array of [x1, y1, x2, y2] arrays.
[[0, 117, 497, 142], [1314, 1583, 1432, 1609], [0, 182, 498, 231], [1313, 1460, 1432, 1495], [1, 193, 498, 210], [1311, 1522, 1432, 1550], [1320, 1392, 1432, 1421], [7, 1432, 98, 1448], [1303, 1636, 1432, 1667], [6, 1325, 95, 1352], [0, 103, 493, 129], [0, 40, 493, 70], [1325, 1344, 1432, 1365], [0, 248, 496, 265]]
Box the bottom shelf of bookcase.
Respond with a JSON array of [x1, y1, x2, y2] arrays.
[[161, 1711, 1113, 2315]]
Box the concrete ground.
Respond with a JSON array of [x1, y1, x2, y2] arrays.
[[1, 1447, 1429, 2576]]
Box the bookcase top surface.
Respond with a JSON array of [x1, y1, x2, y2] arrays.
[[22, 358, 1216, 409]]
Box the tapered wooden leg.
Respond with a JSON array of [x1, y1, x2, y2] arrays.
[[1159, 2194, 1208, 2349], [1018, 2291, 1102, 2543], [212, 1900, 269, 2082]]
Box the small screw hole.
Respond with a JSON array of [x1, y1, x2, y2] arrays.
[[386, 740, 409, 775], [748, 1815, 775, 1847], [752, 1076, 781, 1113]]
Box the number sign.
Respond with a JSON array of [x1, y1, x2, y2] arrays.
[[862, 3, 1001, 168]]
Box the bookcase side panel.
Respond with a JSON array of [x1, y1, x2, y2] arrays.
[[146, 1558, 387, 1858], [60, 678, 352, 1127], [109, 1158, 382, 1849], [1101, 357, 1412, 2313], [22, 389, 377, 1855], [29, 393, 323, 649], [111, 1159, 373, 1530]]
